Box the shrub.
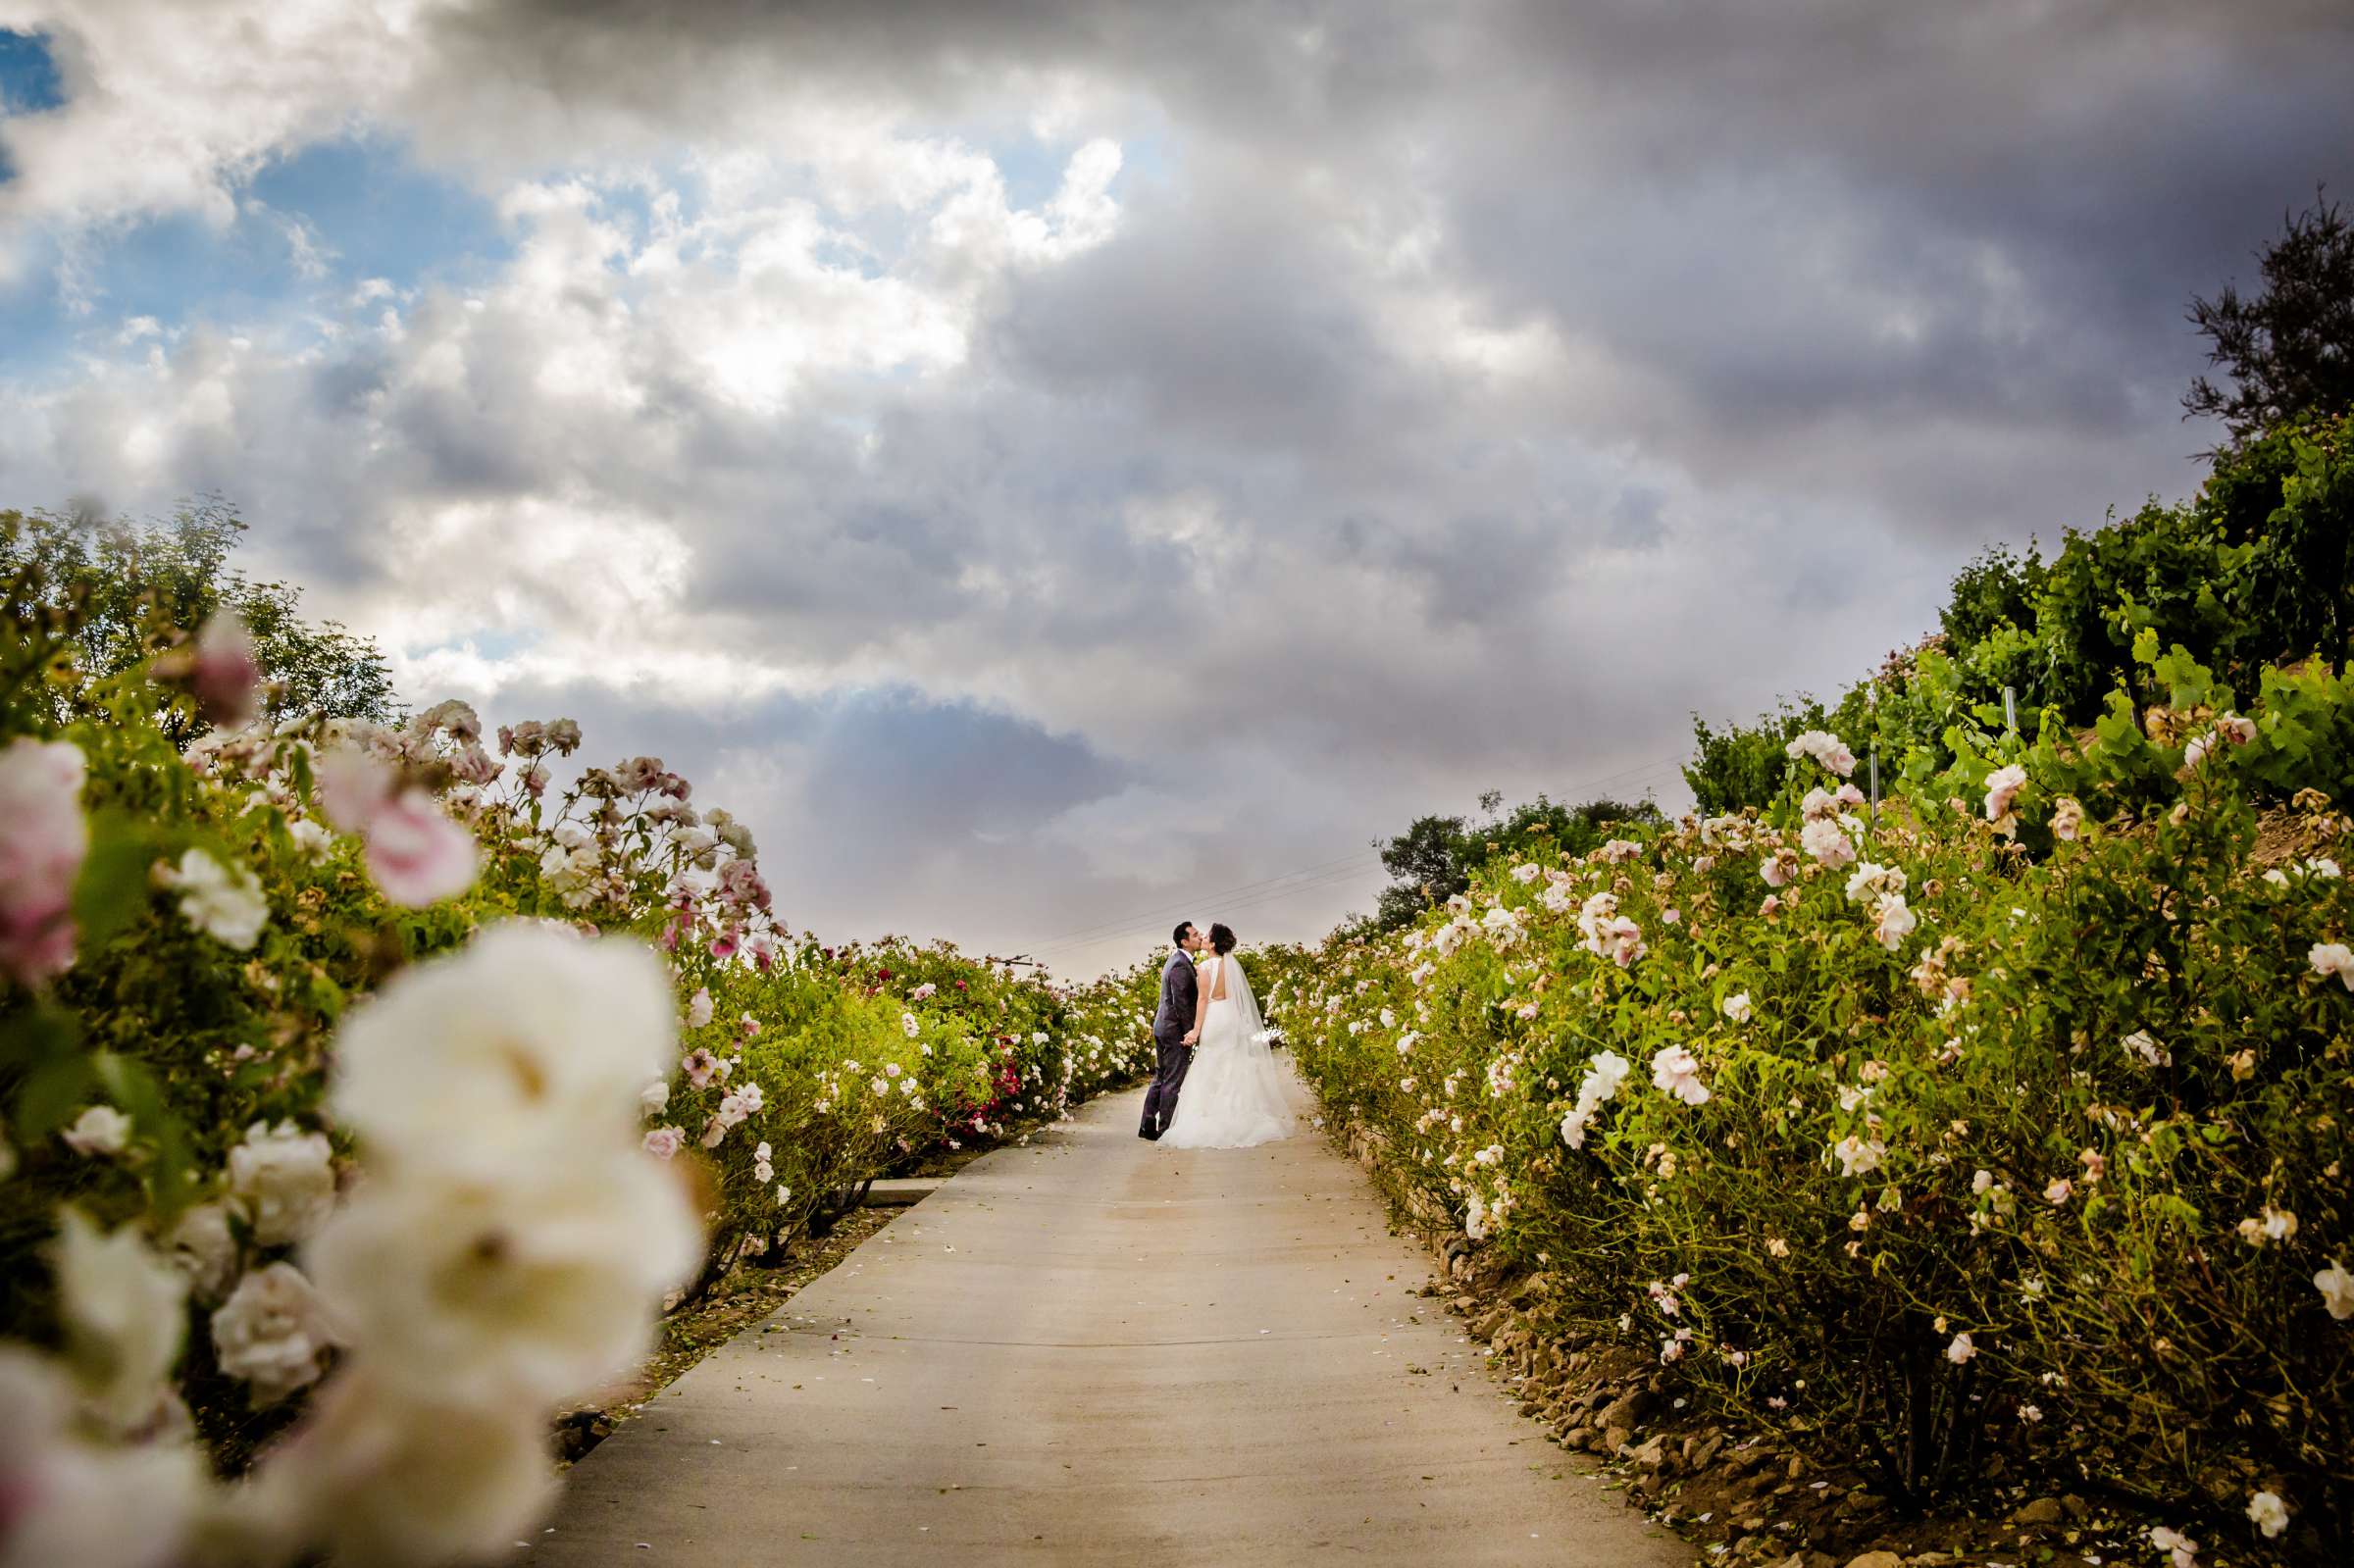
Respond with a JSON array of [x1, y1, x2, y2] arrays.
[[1689, 411, 2354, 816], [0, 514, 1157, 1565], [1277, 668, 2353, 1557]]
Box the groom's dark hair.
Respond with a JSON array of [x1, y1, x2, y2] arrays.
[[1173, 922, 1195, 947], [1209, 923, 1236, 954]]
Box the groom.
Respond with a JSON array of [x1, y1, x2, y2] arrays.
[[1140, 922, 1207, 1139]]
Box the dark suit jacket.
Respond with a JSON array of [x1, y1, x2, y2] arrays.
[[1151, 949, 1199, 1046]]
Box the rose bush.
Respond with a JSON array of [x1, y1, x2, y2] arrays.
[[0, 513, 1157, 1565], [1273, 658, 2353, 1561]]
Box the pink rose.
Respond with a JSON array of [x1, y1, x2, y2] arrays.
[[185, 613, 262, 728], [0, 739, 87, 986], [447, 744, 502, 786], [642, 1127, 683, 1159], [1983, 764, 2028, 823], [1800, 817, 1856, 868], [362, 788, 479, 906], [717, 859, 771, 914], [317, 742, 480, 904], [1650, 1045, 1711, 1106]]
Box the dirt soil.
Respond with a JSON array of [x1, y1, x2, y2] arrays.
[[1340, 1120, 2182, 1568]]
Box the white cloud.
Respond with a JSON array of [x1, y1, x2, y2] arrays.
[[2, 0, 2347, 965], [0, 0, 418, 252]]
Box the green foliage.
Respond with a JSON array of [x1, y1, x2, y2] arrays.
[[1938, 541, 2047, 654], [1690, 411, 2354, 815], [1684, 696, 1834, 815], [674, 936, 1158, 1274]]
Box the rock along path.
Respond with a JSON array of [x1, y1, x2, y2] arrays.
[[534, 1069, 1688, 1566]]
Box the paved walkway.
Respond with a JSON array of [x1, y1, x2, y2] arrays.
[[534, 1069, 1688, 1566]]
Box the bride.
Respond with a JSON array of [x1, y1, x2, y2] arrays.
[[1160, 924, 1294, 1149]]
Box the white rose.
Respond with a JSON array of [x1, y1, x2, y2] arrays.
[[162, 847, 268, 949], [0, 1347, 203, 1568], [1830, 1136, 1887, 1179], [62, 1105, 133, 1157], [286, 816, 335, 865], [2311, 941, 2354, 989], [2314, 1260, 2354, 1320], [240, 1370, 558, 1568], [306, 1154, 700, 1408], [1872, 893, 1919, 951], [163, 1202, 239, 1304], [328, 923, 676, 1167], [230, 1121, 337, 1247], [50, 1208, 187, 1435], [213, 1263, 342, 1404], [675, 825, 719, 867]]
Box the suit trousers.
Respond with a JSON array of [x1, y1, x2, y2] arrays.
[[1139, 1037, 1192, 1137]]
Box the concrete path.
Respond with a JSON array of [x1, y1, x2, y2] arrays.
[[534, 1069, 1689, 1566]]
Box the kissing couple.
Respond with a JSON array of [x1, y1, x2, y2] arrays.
[[1137, 921, 1294, 1149]]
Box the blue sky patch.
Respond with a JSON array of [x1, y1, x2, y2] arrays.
[[0, 131, 511, 379], [406, 627, 544, 665], [0, 29, 64, 117], [247, 135, 510, 294]]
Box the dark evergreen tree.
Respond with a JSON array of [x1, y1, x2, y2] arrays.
[[2184, 192, 2354, 450]]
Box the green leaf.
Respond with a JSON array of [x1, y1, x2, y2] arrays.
[[0, 1001, 80, 1071], [72, 808, 170, 950], [13, 1052, 96, 1141]]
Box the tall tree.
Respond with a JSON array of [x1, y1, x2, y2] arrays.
[[2184, 192, 2354, 450], [1362, 790, 1661, 932], [2, 498, 399, 743]]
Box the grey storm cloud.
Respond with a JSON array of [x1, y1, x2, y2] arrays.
[[5, 0, 2353, 968]]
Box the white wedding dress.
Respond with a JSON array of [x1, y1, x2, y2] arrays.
[[1160, 953, 1295, 1149]]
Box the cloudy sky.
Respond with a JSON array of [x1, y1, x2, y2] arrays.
[[4, 2, 2351, 973]]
